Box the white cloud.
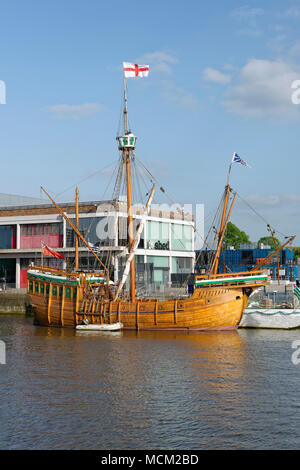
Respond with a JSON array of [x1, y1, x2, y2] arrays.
[[245, 194, 300, 208], [230, 5, 264, 36], [161, 81, 198, 108], [284, 6, 300, 18], [203, 67, 231, 84], [289, 40, 300, 57], [231, 6, 264, 21], [222, 58, 300, 118], [46, 103, 104, 120], [136, 51, 178, 75]]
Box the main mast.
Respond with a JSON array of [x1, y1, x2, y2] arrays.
[[117, 76, 137, 302]]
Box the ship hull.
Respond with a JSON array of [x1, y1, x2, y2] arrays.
[[29, 283, 249, 331]]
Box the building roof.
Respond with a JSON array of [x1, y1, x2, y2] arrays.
[[0, 193, 47, 208], [0, 195, 194, 221]]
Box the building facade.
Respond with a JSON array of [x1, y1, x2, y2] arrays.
[[195, 243, 298, 282], [0, 195, 196, 290]]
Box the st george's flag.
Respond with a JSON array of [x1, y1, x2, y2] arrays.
[[42, 242, 65, 260], [123, 62, 149, 78], [232, 152, 250, 167]]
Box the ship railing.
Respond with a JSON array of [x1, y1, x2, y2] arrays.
[[27, 265, 106, 280], [195, 269, 269, 288], [195, 269, 268, 281]]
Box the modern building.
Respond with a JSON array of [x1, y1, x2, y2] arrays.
[[195, 243, 298, 282], [0, 193, 196, 290]]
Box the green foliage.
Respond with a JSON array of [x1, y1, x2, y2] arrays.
[[294, 247, 300, 259], [257, 236, 280, 249], [223, 222, 251, 249]]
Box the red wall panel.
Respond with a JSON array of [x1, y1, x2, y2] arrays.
[[20, 234, 63, 249]]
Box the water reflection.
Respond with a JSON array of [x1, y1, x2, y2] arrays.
[[1, 315, 300, 449]]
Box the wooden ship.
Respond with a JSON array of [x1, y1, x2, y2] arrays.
[[27, 65, 293, 330]]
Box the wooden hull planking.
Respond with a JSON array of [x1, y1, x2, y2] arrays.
[[29, 277, 255, 331]]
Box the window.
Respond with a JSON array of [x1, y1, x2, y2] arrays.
[[52, 286, 57, 296], [66, 287, 71, 298], [29, 281, 33, 292], [35, 282, 39, 293], [50, 224, 57, 235], [73, 288, 77, 299], [171, 224, 193, 251], [146, 221, 169, 250], [59, 286, 63, 297], [40, 283, 44, 294], [46, 284, 49, 294], [34, 225, 40, 235]]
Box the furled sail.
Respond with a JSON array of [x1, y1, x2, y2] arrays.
[[114, 185, 155, 300]]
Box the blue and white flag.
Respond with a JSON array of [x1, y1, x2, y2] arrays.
[[232, 152, 250, 167]]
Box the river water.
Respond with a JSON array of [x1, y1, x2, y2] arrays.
[[1, 314, 300, 450]]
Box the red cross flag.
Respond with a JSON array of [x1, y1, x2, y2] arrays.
[[123, 62, 149, 78]]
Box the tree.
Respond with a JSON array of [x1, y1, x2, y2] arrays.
[[294, 247, 300, 259], [257, 236, 280, 249], [223, 222, 251, 249]]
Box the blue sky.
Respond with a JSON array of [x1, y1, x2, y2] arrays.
[[1, 0, 300, 243]]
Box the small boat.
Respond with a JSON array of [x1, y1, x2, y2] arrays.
[[239, 309, 300, 329], [76, 322, 123, 331]]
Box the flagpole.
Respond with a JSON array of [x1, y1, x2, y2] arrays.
[[226, 153, 235, 187], [123, 75, 129, 134]]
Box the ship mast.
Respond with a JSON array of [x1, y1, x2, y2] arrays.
[[210, 160, 237, 275], [75, 186, 79, 270], [117, 76, 137, 302]]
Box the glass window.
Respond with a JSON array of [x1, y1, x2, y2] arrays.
[[28, 225, 32, 236], [146, 221, 169, 250], [46, 284, 49, 294], [59, 286, 63, 297], [172, 257, 193, 274], [52, 286, 57, 296], [171, 224, 193, 251], [40, 283, 44, 294], [73, 288, 77, 299], [29, 281, 33, 292], [35, 282, 39, 293], [147, 255, 169, 268], [66, 287, 71, 298]]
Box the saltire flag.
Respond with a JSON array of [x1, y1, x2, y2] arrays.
[[123, 62, 149, 78], [293, 284, 300, 300], [42, 242, 65, 260], [232, 152, 250, 167]]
